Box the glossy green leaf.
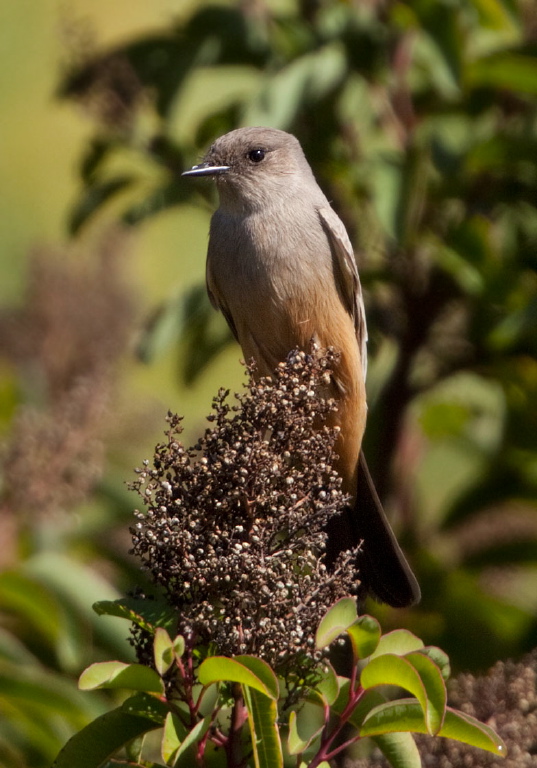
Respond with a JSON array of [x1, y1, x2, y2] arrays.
[[161, 711, 188, 764], [50, 707, 160, 768], [371, 732, 421, 768], [170, 715, 212, 764], [121, 692, 169, 723], [417, 646, 451, 681], [288, 709, 323, 755], [198, 656, 277, 699], [404, 652, 447, 734], [315, 661, 339, 705], [234, 656, 279, 699], [79, 661, 164, 694], [361, 655, 430, 731], [154, 627, 174, 677], [244, 686, 283, 768], [440, 707, 507, 756], [173, 635, 186, 660], [93, 597, 177, 635], [315, 597, 358, 649], [369, 630, 424, 660], [359, 698, 506, 755], [347, 615, 381, 659]]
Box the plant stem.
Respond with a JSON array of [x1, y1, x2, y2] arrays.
[[225, 684, 247, 768]]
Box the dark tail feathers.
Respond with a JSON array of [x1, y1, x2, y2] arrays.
[[325, 452, 421, 608]]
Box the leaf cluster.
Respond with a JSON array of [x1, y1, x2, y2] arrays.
[[52, 597, 505, 768]]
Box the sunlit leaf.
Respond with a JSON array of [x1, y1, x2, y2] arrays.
[[369, 630, 424, 660], [315, 661, 339, 705], [347, 615, 381, 659], [361, 655, 430, 730], [359, 699, 507, 756], [170, 715, 212, 764], [121, 692, 169, 723], [417, 647, 451, 681], [79, 661, 164, 694], [154, 627, 174, 677], [198, 656, 277, 699], [287, 710, 323, 755], [315, 597, 358, 649], [244, 686, 283, 768], [404, 652, 447, 734], [161, 711, 188, 764]]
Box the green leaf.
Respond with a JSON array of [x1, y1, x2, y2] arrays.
[[440, 707, 507, 756], [369, 629, 424, 659], [469, 52, 537, 95], [93, 597, 177, 635], [404, 652, 447, 734], [169, 283, 234, 385], [359, 698, 506, 756], [121, 692, 169, 723], [50, 707, 160, 768], [243, 43, 346, 128], [198, 656, 278, 699], [360, 655, 431, 732], [0, 571, 62, 650], [287, 709, 323, 755], [418, 646, 451, 681], [346, 615, 381, 659], [154, 627, 174, 677], [170, 715, 212, 764], [161, 711, 188, 764], [136, 295, 185, 364], [315, 661, 339, 705], [79, 661, 164, 694], [371, 732, 421, 768], [315, 597, 358, 649], [244, 686, 283, 768], [173, 635, 186, 660], [68, 176, 136, 235], [235, 655, 279, 699]]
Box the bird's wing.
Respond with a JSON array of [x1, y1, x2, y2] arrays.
[[318, 206, 368, 378]]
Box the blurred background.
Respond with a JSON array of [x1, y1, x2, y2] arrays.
[[1, 0, 537, 765]]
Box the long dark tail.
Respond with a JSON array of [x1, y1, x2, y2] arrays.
[[326, 452, 421, 608]]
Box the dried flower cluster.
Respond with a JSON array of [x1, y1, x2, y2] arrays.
[[61, 48, 144, 132], [349, 650, 537, 767], [0, 234, 134, 522], [130, 349, 357, 671]]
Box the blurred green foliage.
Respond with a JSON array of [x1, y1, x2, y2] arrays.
[[2, 0, 537, 765]]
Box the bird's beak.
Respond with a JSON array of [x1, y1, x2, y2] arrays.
[[182, 162, 230, 178]]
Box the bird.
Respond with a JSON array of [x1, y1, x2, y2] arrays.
[[182, 126, 420, 607]]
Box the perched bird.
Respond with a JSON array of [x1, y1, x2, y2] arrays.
[[183, 127, 420, 607]]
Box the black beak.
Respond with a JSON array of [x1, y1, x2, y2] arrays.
[[182, 162, 230, 178]]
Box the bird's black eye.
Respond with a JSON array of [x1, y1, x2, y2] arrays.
[[248, 148, 266, 163]]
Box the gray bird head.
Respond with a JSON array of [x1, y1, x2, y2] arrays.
[[182, 127, 318, 211]]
